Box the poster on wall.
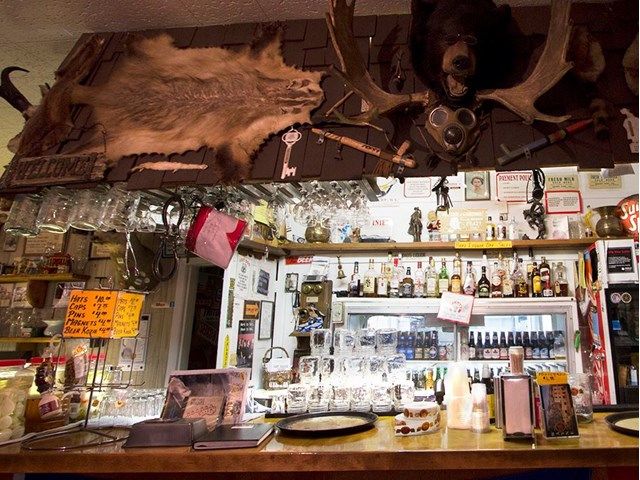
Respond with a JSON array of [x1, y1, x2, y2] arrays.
[[403, 177, 432, 198], [237, 320, 256, 370], [607, 247, 634, 273], [544, 190, 583, 214], [495, 172, 532, 202], [257, 269, 270, 296], [235, 257, 251, 297], [243, 300, 260, 320]]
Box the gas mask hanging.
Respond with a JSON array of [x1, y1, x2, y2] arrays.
[[424, 105, 481, 156]]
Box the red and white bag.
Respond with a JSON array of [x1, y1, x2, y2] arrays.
[[185, 206, 247, 269]]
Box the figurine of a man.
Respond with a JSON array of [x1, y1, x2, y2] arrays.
[[408, 207, 423, 242]]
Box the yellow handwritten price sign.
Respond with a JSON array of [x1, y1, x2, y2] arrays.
[[455, 240, 513, 250], [63, 289, 145, 339], [536, 371, 569, 385]]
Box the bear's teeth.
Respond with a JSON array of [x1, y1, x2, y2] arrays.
[[446, 75, 468, 97]]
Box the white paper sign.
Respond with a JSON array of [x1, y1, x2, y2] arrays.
[[437, 292, 474, 325], [403, 178, 432, 198], [496, 172, 532, 202], [544, 190, 582, 214]]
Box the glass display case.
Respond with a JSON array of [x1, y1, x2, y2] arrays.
[[333, 297, 583, 375]]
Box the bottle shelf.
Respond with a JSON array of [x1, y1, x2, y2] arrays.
[[0, 273, 90, 284], [0, 337, 61, 344]]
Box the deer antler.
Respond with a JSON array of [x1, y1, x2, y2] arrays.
[[325, 0, 433, 124], [0, 67, 34, 119], [476, 0, 574, 124]]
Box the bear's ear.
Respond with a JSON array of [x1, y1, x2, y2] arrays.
[[497, 4, 511, 26], [410, 0, 438, 20]]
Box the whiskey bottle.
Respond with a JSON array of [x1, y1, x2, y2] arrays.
[[463, 261, 476, 296], [531, 262, 542, 297], [426, 257, 438, 298], [477, 266, 490, 298], [554, 262, 569, 297], [425, 368, 435, 401], [363, 258, 377, 297], [490, 262, 503, 298], [496, 215, 507, 240], [438, 258, 449, 297], [414, 261, 425, 298], [450, 253, 462, 294], [540, 256, 553, 297], [348, 261, 361, 297], [400, 267, 415, 298], [502, 257, 514, 298], [376, 260, 389, 297], [485, 216, 496, 241], [514, 258, 529, 297]]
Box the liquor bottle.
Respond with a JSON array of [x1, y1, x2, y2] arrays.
[[490, 262, 503, 298], [450, 253, 462, 293], [425, 369, 435, 401], [415, 331, 424, 360], [435, 368, 445, 405], [423, 331, 431, 360], [348, 261, 361, 297], [429, 330, 438, 360], [507, 215, 519, 240], [499, 332, 509, 359], [502, 256, 514, 297], [477, 266, 490, 298], [377, 260, 389, 297], [514, 257, 529, 298], [531, 262, 542, 297], [486, 216, 495, 241], [483, 332, 492, 359], [397, 331, 406, 354], [526, 258, 535, 296], [482, 364, 495, 422], [460, 329, 469, 361], [491, 331, 500, 359], [523, 331, 533, 359], [405, 331, 415, 360], [438, 259, 449, 297], [554, 262, 569, 297], [546, 331, 555, 359], [414, 261, 425, 298], [426, 257, 439, 298], [389, 258, 400, 297], [468, 331, 476, 360], [400, 267, 415, 298], [396, 253, 405, 282], [553, 330, 566, 359], [539, 330, 549, 359], [540, 256, 553, 297], [531, 331, 540, 359], [463, 261, 476, 296], [515, 331, 523, 347], [476, 332, 484, 360], [473, 368, 481, 384], [363, 258, 377, 297], [496, 215, 507, 240]]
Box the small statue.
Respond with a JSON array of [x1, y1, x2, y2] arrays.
[[426, 211, 441, 233], [408, 207, 423, 242], [523, 202, 546, 239]]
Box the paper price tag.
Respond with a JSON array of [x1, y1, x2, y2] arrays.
[[455, 240, 513, 249], [536, 371, 569, 385]]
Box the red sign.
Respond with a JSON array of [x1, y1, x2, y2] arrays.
[[617, 194, 639, 235], [285, 256, 314, 265]]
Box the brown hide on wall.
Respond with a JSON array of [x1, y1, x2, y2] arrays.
[[5, 2, 639, 193]]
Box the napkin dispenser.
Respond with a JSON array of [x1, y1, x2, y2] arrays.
[[123, 418, 207, 448], [499, 374, 535, 440]]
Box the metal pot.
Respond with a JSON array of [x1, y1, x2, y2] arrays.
[[305, 222, 331, 243], [594, 206, 625, 238]]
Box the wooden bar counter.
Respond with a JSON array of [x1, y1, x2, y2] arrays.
[[0, 413, 637, 479]]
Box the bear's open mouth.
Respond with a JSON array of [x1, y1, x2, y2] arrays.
[[444, 74, 469, 98]]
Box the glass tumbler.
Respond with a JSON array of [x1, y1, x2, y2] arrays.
[[69, 187, 108, 231], [330, 383, 351, 412], [349, 383, 371, 412], [371, 382, 392, 413], [319, 356, 336, 383], [333, 328, 355, 356], [569, 373, 593, 423], [375, 328, 398, 355], [36, 187, 73, 233], [4, 194, 41, 237], [310, 328, 332, 356], [356, 328, 376, 355], [286, 383, 308, 414], [307, 383, 330, 413], [393, 381, 415, 411], [298, 356, 320, 384], [385, 354, 408, 383]]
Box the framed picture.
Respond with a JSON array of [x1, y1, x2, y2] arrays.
[[24, 232, 65, 256], [464, 171, 491, 201], [2, 234, 18, 252], [259, 300, 274, 340], [11, 282, 31, 308], [90, 242, 112, 259], [539, 383, 580, 439]]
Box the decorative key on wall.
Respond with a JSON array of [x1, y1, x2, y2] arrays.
[[280, 127, 302, 179]]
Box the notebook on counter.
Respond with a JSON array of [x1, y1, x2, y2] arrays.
[[193, 423, 274, 450]]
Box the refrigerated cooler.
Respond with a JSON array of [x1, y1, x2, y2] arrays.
[[332, 297, 583, 375], [582, 238, 639, 406]]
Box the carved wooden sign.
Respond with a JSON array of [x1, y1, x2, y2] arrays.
[[0, 152, 107, 189]]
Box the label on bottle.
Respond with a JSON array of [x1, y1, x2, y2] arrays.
[[517, 282, 529, 297], [451, 278, 462, 293], [532, 346, 540, 359], [502, 280, 514, 297], [401, 283, 414, 297], [469, 346, 476, 360], [429, 346, 437, 360], [478, 284, 490, 297], [525, 347, 533, 359], [363, 277, 375, 295], [533, 277, 542, 294], [438, 279, 449, 294], [499, 347, 508, 359], [491, 273, 501, 287], [426, 278, 438, 296], [491, 347, 500, 359], [483, 347, 492, 359], [377, 278, 388, 296], [540, 345, 549, 359]]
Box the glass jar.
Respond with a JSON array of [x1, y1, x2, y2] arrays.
[[0, 359, 31, 441], [69, 187, 108, 231], [36, 187, 73, 233], [4, 194, 42, 237]]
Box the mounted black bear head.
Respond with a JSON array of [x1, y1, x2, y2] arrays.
[[410, 0, 512, 105]]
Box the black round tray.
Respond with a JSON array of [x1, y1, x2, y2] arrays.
[[605, 410, 639, 437], [276, 411, 378, 438]]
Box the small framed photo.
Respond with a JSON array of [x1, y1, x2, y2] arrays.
[[2, 234, 18, 252], [539, 383, 580, 439], [259, 300, 274, 340], [464, 171, 491, 201]]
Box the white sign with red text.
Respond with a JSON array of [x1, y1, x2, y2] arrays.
[[496, 172, 532, 202], [437, 292, 474, 325]]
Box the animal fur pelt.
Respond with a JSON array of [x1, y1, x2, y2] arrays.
[[72, 31, 324, 182], [5, 28, 324, 183]]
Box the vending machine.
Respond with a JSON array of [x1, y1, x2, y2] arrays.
[[582, 238, 639, 406]]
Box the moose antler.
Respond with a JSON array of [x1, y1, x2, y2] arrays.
[[476, 0, 573, 124], [325, 0, 433, 124]]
